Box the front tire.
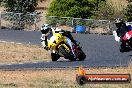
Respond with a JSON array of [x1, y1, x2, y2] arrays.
[[59, 46, 75, 61], [77, 47, 86, 61], [78, 51, 86, 61], [51, 53, 60, 61]]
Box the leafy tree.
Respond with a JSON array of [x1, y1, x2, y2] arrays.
[[124, 1, 132, 21], [1, 0, 39, 30], [2, 0, 38, 13], [47, 0, 103, 19], [94, 1, 115, 20]]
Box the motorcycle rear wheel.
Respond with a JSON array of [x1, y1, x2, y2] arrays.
[[59, 46, 75, 61], [78, 51, 86, 61]]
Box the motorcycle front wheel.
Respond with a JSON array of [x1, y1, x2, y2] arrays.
[[51, 53, 60, 61], [59, 46, 75, 61]]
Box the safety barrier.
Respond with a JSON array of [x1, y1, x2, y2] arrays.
[[46, 16, 116, 34], [0, 12, 116, 34], [0, 11, 41, 30]]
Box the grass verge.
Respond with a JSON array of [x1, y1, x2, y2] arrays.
[[0, 67, 131, 88], [0, 42, 131, 88], [0, 42, 50, 64]]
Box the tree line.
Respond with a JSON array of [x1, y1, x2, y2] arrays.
[[1, 0, 132, 21]]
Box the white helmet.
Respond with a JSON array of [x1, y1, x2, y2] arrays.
[[115, 18, 124, 28], [41, 24, 51, 34]]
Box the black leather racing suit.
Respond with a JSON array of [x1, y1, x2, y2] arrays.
[[116, 23, 129, 52]]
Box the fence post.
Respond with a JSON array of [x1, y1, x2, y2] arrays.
[[29, 14, 31, 30], [18, 13, 21, 29], [34, 13, 37, 30], [0, 11, 1, 29], [107, 20, 111, 33], [71, 18, 74, 32]]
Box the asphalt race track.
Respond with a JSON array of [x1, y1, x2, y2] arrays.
[[0, 29, 132, 70]]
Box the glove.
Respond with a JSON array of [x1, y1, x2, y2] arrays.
[[44, 46, 49, 50]]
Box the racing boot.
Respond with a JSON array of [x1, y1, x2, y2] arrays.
[[120, 44, 130, 53]]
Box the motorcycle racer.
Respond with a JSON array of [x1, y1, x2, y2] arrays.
[[40, 24, 78, 60], [113, 18, 130, 52]]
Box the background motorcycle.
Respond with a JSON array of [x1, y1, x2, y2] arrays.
[[113, 30, 132, 52], [122, 30, 132, 52]]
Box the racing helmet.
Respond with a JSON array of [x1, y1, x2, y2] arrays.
[[115, 18, 124, 28], [41, 24, 51, 34]]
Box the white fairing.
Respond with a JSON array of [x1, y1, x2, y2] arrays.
[[126, 32, 131, 40], [66, 38, 72, 48], [113, 31, 120, 42], [49, 36, 57, 44]]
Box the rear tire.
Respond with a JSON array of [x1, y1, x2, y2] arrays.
[[51, 53, 60, 61], [77, 48, 86, 61], [59, 46, 75, 61]]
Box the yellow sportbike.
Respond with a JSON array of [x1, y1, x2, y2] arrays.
[[47, 31, 86, 61]]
